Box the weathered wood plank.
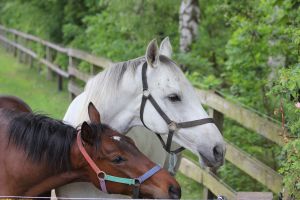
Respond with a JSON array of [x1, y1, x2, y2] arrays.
[[42, 40, 67, 53], [0, 35, 36, 57], [203, 108, 225, 200], [0, 35, 68, 78], [196, 89, 285, 146], [68, 66, 92, 82], [68, 48, 112, 69], [68, 81, 83, 97], [179, 157, 237, 200], [39, 59, 68, 78], [0, 25, 67, 53], [236, 192, 273, 200], [225, 141, 283, 193]]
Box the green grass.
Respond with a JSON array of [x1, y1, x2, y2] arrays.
[[176, 172, 203, 199], [0, 47, 203, 199], [0, 48, 69, 119]]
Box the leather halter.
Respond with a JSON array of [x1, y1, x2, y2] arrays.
[[77, 132, 161, 198], [140, 62, 215, 154]]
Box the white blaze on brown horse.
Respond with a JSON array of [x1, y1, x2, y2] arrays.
[[0, 101, 180, 198]]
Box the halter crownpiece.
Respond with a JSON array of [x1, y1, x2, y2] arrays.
[[76, 132, 161, 198], [139, 62, 215, 169]]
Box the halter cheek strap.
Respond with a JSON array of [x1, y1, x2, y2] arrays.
[[77, 132, 161, 198]]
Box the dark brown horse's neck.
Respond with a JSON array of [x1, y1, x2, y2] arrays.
[[25, 140, 90, 196], [24, 170, 87, 196], [14, 140, 88, 196], [0, 95, 32, 113]]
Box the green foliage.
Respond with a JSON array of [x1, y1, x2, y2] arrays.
[[270, 66, 300, 197], [78, 0, 180, 59]]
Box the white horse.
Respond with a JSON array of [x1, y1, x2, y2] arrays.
[[57, 38, 225, 198]]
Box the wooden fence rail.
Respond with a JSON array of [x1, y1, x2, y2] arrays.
[[0, 25, 286, 200]]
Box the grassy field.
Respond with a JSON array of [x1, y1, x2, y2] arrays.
[[0, 47, 203, 199], [0, 48, 69, 119]]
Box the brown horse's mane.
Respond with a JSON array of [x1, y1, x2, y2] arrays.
[[2, 109, 108, 172]]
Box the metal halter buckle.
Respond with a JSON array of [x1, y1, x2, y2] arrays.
[[143, 89, 150, 97], [168, 121, 178, 132], [97, 171, 106, 179]]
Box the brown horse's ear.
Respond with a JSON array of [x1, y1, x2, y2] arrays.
[[81, 121, 95, 145], [88, 102, 101, 124]]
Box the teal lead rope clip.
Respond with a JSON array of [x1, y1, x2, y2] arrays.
[[168, 153, 177, 175]]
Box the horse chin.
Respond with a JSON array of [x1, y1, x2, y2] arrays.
[[139, 192, 168, 199], [139, 187, 170, 199], [198, 153, 214, 168], [198, 153, 224, 168]]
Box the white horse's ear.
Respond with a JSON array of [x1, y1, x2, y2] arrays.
[[146, 39, 159, 67], [159, 37, 172, 58]]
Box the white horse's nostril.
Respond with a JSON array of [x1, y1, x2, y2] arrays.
[[213, 144, 224, 162]]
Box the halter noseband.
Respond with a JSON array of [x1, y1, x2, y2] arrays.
[[140, 62, 215, 155], [77, 132, 161, 198]]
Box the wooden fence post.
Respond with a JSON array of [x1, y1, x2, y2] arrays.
[[58, 74, 63, 91], [24, 38, 29, 64], [46, 46, 53, 80], [0, 30, 3, 49], [7, 32, 12, 53], [90, 63, 98, 76], [22, 38, 27, 63], [18, 37, 22, 63], [13, 34, 18, 57], [68, 55, 75, 99], [203, 92, 224, 200], [19, 37, 25, 63]]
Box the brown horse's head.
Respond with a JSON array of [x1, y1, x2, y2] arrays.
[[72, 102, 181, 199]]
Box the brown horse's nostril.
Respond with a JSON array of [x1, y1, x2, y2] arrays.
[[168, 185, 181, 199], [213, 143, 224, 162]]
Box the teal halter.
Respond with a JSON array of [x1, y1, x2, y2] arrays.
[[77, 132, 161, 198]]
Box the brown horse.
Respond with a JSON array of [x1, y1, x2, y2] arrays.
[[0, 103, 181, 198], [0, 95, 32, 113]]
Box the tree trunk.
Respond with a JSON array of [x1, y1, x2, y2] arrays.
[[179, 0, 200, 53]]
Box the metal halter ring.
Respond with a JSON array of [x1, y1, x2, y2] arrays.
[[134, 178, 141, 186], [168, 121, 178, 132], [97, 171, 106, 179], [143, 89, 150, 97]]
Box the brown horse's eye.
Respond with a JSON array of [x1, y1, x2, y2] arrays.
[[112, 156, 125, 164], [168, 94, 181, 102]]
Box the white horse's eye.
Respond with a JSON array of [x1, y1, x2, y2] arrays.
[[168, 94, 181, 102]]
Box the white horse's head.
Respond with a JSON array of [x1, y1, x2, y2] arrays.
[[121, 38, 225, 166], [133, 38, 225, 167], [78, 38, 225, 168]]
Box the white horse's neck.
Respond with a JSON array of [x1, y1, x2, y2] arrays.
[[76, 60, 144, 133]]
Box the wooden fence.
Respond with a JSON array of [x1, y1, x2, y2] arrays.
[[0, 25, 286, 200]]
